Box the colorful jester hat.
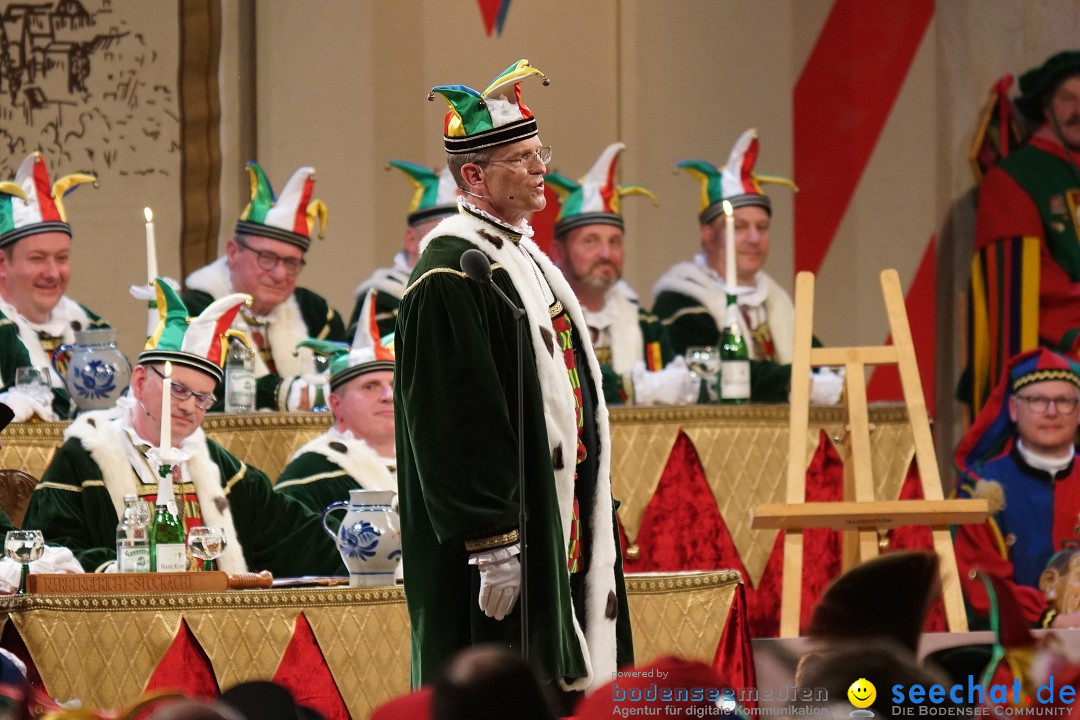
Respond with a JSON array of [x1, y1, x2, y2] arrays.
[[388, 161, 459, 227], [546, 142, 658, 238], [0, 152, 96, 249], [298, 303, 394, 394], [140, 278, 252, 385], [678, 128, 797, 225], [954, 348, 1080, 483], [429, 59, 550, 154], [235, 162, 328, 252]]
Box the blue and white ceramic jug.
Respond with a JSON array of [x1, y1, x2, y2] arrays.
[[51, 328, 132, 412], [322, 489, 401, 587]]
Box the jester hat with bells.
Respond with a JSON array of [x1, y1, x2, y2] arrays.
[[299, 298, 395, 394], [388, 161, 459, 227], [428, 58, 550, 154], [547, 142, 658, 238], [235, 162, 328, 252], [678, 128, 797, 225], [0, 152, 96, 248], [140, 278, 252, 385], [954, 347, 1080, 485]]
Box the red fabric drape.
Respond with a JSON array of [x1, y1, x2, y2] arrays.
[[144, 619, 219, 699], [888, 458, 947, 631], [273, 613, 350, 720], [712, 582, 757, 709]]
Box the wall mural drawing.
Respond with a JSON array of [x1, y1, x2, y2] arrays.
[[0, 0, 177, 179]]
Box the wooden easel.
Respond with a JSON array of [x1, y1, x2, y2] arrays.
[[752, 269, 988, 637]]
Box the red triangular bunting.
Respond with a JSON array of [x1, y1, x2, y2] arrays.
[[713, 583, 757, 709], [888, 457, 947, 631], [476, 0, 500, 36], [145, 619, 219, 699], [273, 613, 349, 720], [625, 430, 746, 577]]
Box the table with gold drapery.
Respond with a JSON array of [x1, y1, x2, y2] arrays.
[[0, 571, 740, 719]]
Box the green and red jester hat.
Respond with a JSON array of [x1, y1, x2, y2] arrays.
[[235, 162, 328, 252]]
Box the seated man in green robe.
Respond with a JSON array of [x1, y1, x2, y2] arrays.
[[547, 141, 695, 406], [276, 318, 396, 520], [183, 163, 345, 411], [24, 280, 344, 576]]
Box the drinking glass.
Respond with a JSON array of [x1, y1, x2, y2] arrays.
[[5, 530, 44, 594], [300, 353, 330, 412], [15, 367, 52, 406], [187, 526, 227, 571], [685, 346, 720, 403]]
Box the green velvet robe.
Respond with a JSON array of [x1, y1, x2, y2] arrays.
[[396, 209, 631, 691], [23, 411, 344, 577]]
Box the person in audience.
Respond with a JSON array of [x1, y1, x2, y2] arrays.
[[954, 347, 1080, 627], [347, 161, 458, 339], [432, 645, 557, 720], [183, 162, 345, 411], [276, 318, 396, 518], [396, 59, 631, 692], [652, 129, 841, 404], [0, 153, 102, 421], [547, 142, 696, 406], [24, 280, 343, 576]]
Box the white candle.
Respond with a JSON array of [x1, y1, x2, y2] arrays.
[[144, 207, 157, 284], [723, 200, 736, 293], [160, 361, 172, 451]]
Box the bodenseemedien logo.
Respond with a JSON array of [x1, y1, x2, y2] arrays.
[[849, 678, 877, 717]]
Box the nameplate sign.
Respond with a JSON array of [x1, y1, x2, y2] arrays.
[[26, 571, 229, 595]]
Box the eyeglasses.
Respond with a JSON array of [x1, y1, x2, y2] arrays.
[[1014, 394, 1080, 413], [149, 365, 217, 410], [485, 146, 552, 169], [235, 237, 306, 275]]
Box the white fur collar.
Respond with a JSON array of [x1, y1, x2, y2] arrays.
[[284, 427, 396, 493], [65, 409, 248, 573], [353, 267, 410, 302], [584, 282, 645, 376], [419, 212, 617, 691], [0, 295, 95, 389], [185, 256, 308, 377], [652, 261, 795, 363]]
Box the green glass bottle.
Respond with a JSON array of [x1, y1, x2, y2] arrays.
[[719, 295, 750, 404], [150, 465, 187, 572]]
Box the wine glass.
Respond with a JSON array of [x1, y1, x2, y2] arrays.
[[5, 530, 44, 594], [685, 346, 719, 403], [15, 367, 52, 407], [187, 526, 227, 571]]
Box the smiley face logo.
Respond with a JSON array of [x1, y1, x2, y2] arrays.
[[847, 678, 876, 709]]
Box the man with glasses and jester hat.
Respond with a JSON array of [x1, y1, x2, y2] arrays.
[[954, 347, 1080, 629], [183, 163, 346, 411], [23, 279, 343, 576], [395, 59, 632, 697]]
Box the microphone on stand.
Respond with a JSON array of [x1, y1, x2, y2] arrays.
[[460, 247, 529, 660]]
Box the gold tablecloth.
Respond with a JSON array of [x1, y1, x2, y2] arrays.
[[0, 570, 739, 718]]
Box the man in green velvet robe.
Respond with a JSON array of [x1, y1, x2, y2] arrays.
[[24, 280, 343, 577], [276, 335, 397, 525], [547, 142, 695, 406], [183, 163, 345, 411], [0, 153, 105, 421], [396, 60, 631, 694]]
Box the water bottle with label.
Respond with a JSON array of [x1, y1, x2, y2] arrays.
[[224, 337, 255, 413], [719, 296, 750, 403], [116, 494, 151, 573]]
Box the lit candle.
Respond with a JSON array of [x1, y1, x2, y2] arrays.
[[144, 207, 157, 284], [723, 200, 736, 293], [160, 361, 172, 451]]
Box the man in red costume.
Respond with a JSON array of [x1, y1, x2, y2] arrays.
[[971, 51, 1080, 409]]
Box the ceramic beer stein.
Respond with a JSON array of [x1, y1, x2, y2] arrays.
[[322, 489, 401, 587], [51, 328, 132, 412]]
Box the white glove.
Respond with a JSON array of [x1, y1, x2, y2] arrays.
[[630, 357, 699, 406], [809, 366, 845, 406], [0, 390, 56, 422], [469, 546, 521, 621], [284, 376, 330, 412]]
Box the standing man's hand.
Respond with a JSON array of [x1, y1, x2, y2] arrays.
[[470, 547, 521, 621]]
